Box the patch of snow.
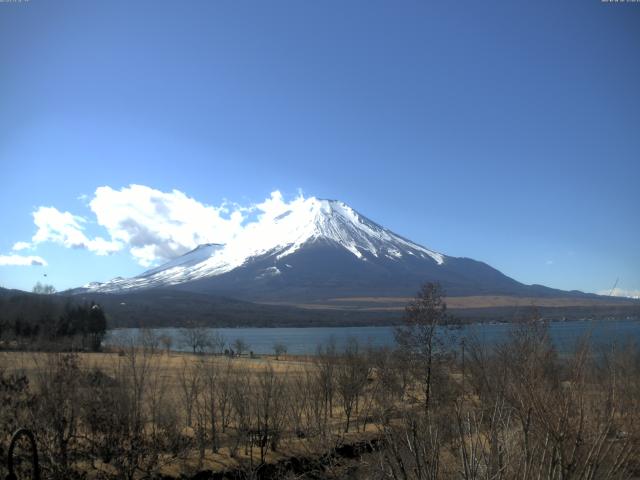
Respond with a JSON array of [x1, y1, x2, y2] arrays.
[[256, 266, 281, 280]]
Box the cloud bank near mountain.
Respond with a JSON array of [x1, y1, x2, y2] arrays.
[[13, 185, 302, 267]]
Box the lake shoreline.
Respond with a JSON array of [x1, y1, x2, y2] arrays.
[[105, 318, 640, 355]]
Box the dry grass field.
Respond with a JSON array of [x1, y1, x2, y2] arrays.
[[1, 316, 639, 479], [0, 347, 386, 479], [263, 294, 640, 313], [0, 349, 312, 378]]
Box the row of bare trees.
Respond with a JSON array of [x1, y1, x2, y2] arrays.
[[0, 283, 638, 479], [139, 325, 250, 357], [0, 333, 392, 478], [376, 284, 640, 480]]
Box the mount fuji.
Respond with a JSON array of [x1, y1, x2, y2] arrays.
[[78, 197, 585, 304]]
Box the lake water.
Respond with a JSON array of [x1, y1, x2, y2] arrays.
[[105, 318, 640, 355]]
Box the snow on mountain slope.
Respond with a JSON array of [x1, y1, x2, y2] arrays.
[[138, 243, 223, 277], [83, 197, 446, 293]]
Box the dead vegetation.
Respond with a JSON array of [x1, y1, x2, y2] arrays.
[[0, 284, 638, 479]]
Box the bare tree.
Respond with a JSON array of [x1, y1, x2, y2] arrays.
[[178, 359, 201, 428], [32, 353, 82, 478], [378, 409, 442, 480], [232, 338, 248, 357], [314, 338, 337, 424], [273, 342, 287, 360], [335, 338, 370, 433], [229, 365, 252, 458], [138, 328, 159, 354], [252, 365, 286, 462], [180, 324, 212, 354], [198, 357, 221, 453], [395, 282, 449, 414], [216, 359, 235, 433], [208, 330, 226, 355], [103, 344, 188, 480]]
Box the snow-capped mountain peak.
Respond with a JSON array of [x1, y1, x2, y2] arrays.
[[83, 197, 445, 293], [302, 198, 443, 263]]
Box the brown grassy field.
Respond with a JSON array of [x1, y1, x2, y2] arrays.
[[0, 348, 384, 478], [1, 319, 639, 479], [0, 350, 311, 378], [263, 294, 640, 311]]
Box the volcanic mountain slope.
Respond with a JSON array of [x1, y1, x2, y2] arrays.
[[80, 197, 592, 303]]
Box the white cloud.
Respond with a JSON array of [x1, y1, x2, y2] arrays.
[[13, 185, 306, 268], [0, 254, 48, 266], [31, 206, 120, 255], [88, 185, 247, 266], [597, 287, 640, 299], [12, 241, 32, 251], [253, 190, 306, 221], [545, 259, 554, 265]]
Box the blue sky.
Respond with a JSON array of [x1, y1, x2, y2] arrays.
[[0, 0, 638, 296]]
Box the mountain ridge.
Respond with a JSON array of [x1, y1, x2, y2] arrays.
[[74, 197, 602, 303]]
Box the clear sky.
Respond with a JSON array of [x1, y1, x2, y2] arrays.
[[0, 0, 638, 296]]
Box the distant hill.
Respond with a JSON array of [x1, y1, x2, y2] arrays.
[[2, 287, 638, 330]]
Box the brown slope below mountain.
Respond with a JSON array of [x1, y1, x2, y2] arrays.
[[263, 294, 640, 311]]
